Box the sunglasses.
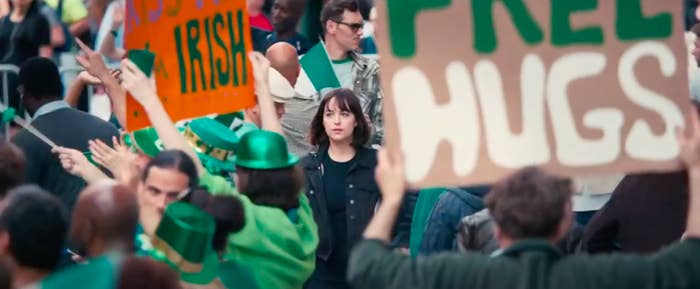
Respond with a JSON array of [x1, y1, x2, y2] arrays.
[[333, 20, 364, 32]]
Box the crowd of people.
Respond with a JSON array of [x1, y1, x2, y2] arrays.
[[0, 0, 699, 289]]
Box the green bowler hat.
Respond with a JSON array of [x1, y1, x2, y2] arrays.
[[235, 130, 299, 170], [124, 127, 163, 157], [184, 118, 240, 174], [151, 202, 219, 285]]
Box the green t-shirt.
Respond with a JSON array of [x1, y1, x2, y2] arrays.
[[333, 58, 354, 88], [199, 172, 319, 289], [409, 188, 448, 257], [41, 253, 122, 289]]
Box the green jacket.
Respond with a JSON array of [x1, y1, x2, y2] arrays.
[[199, 172, 319, 289], [348, 238, 700, 289]]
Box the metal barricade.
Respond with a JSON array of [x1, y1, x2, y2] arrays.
[[59, 65, 94, 101], [0, 64, 94, 141], [0, 64, 19, 141]]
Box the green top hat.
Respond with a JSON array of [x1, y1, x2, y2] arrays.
[[124, 127, 163, 157], [184, 118, 240, 174], [214, 111, 245, 129], [151, 202, 219, 285], [235, 130, 299, 170]]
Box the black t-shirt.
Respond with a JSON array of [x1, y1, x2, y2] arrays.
[[321, 152, 356, 276], [261, 32, 312, 55], [0, 12, 51, 66]]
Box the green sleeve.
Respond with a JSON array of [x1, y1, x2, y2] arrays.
[[348, 239, 487, 289], [559, 239, 700, 289], [198, 171, 238, 196]]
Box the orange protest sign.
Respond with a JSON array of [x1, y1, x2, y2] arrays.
[[125, 0, 256, 131]]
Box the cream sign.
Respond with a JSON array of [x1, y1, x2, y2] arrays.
[[375, 0, 692, 187]]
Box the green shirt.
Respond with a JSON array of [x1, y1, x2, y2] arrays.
[[409, 188, 447, 256], [332, 58, 354, 88], [199, 172, 319, 289], [349, 238, 700, 289], [42, 253, 122, 289]]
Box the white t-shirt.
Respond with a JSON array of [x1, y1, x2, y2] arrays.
[[94, 0, 124, 66]]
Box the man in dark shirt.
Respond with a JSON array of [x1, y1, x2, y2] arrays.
[[11, 57, 118, 211], [348, 145, 700, 289], [261, 0, 311, 54]]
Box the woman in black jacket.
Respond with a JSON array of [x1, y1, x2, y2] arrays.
[[303, 88, 377, 289]]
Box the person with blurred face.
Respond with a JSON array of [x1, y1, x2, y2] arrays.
[[0, 186, 67, 289], [320, 0, 384, 145], [302, 88, 377, 289], [137, 150, 198, 237], [69, 181, 139, 259], [247, 0, 272, 31], [261, 0, 310, 54]]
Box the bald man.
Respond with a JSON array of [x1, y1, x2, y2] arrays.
[[266, 42, 320, 157], [69, 180, 139, 258]]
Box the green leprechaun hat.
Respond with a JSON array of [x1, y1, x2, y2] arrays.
[[184, 118, 239, 174], [151, 202, 219, 285], [214, 111, 245, 130], [235, 130, 299, 170], [124, 127, 163, 157]]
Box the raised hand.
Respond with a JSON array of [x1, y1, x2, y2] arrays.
[[120, 59, 158, 106], [75, 38, 110, 79], [248, 51, 271, 97], [89, 136, 137, 174], [52, 146, 108, 183]]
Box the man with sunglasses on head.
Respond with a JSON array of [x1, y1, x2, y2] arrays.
[[321, 0, 383, 146]]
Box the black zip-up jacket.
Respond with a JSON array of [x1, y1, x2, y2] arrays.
[[302, 146, 379, 260]]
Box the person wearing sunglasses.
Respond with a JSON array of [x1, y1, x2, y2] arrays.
[[320, 0, 383, 146]]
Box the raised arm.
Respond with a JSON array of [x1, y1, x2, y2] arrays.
[[74, 38, 127, 127], [249, 52, 284, 135], [119, 59, 205, 175]]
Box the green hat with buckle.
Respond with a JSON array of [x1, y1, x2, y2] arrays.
[[151, 201, 219, 285], [124, 127, 163, 157], [184, 118, 240, 175], [235, 130, 299, 170]]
